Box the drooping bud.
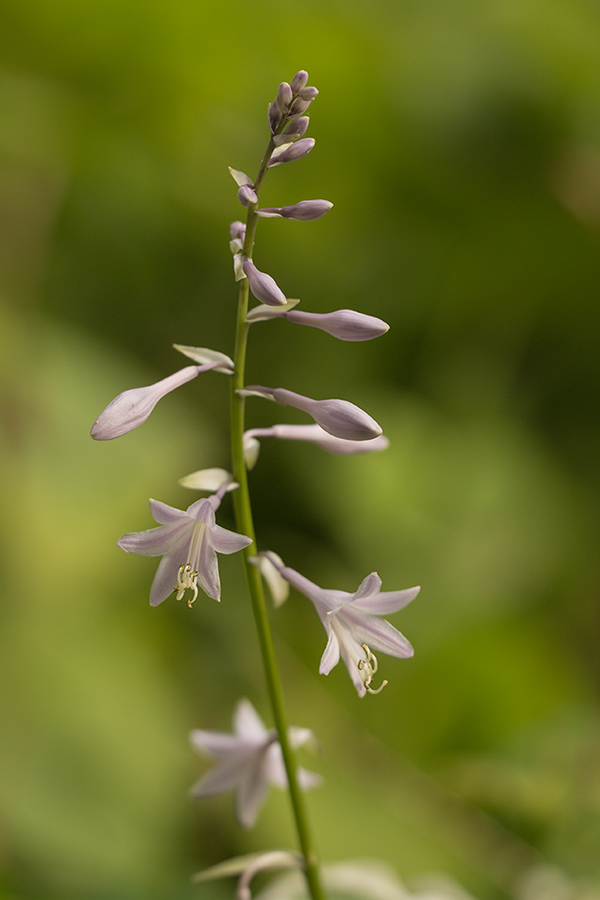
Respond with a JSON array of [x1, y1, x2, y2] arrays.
[[257, 200, 333, 221], [299, 86, 319, 101], [237, 184, 258, 207], [91, 364, 218, 440], [245, 424, 390, 456], [268, 100, 282, 133], [267, 138, 315, 168], [276, 81, 293, 111], [289, 97, 311, 117], [284, 308, 389, 340], [284, 116, 310, 138], [229, 221, 246, 241], [242, 258, 287, 306], [241, 385, 383, 441], [290, 70, 309, 93]]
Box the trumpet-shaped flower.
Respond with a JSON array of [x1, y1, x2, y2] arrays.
[[117, 485, 252, 606], [262, 553, 418, 697], [190, 698, 321, 828]]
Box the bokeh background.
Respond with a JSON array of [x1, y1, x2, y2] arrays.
[[1, 1, 599, 898]]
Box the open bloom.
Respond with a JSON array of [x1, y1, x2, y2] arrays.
[[190, 698, 321, 828], [117, 485, 252, 605], [262, 553, 419, 697]]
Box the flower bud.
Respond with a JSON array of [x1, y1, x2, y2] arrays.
[[284, 116, 309, 138], [289, 97, 311, 117], [257, 200, 333, 221], [276, 81, 293, 111], [243, 386, 383, 441], [246, 424, 389, 456], [91, 364, 217, 440], [285, 308, 389, 340], [229, 220, 246, 241], [237, 184, 258, 207], [242, 258, 287, 306], [299, 86, 319, 100], [290, 70, 309, 93], [268, 99, 282, 133], [267, 138, 315, 167]]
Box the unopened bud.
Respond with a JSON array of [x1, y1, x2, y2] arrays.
[[268, 100, 282, 132], [242, 258, 287, 306], [289, 97, 311, 117], [299, 86, 319, 100], [91, 364, 218, 440], [284, 116, 310, 138], [285, 308, 389, 340], [246, 424, 390, 456], [230, 220, 246, 240], [276, 82, 293, 111], [257, 200, 333, 221], [290, 70, 309, 93], [237, 184, 258, 207], [268, 138, 315, 167]]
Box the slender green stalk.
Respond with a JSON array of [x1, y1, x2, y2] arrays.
[[229, 124, 326, 900]]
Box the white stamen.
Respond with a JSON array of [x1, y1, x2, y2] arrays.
[[358, 643, 388, 695], [176, 563, 199, 607]]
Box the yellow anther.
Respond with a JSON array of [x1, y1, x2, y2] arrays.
[[357, 643, 387, 695]]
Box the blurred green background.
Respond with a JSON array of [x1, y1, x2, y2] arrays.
[[1, 1, 599, 898]]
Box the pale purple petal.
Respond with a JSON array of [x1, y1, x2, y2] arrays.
[[319, 628, 340, 675], [242, 259, 287, 307], [193, 750, 258, 798], [233, 699, 269, 741], [285, 308, 389, 341], [342, 609, 414, 658], [196, 539, 221, 601], [338, 642, 368, 698], [352, 572, 382, 602], [149, 498, 189, 525], [234, 752, 271, 828], [189, 729, 242, 757], [248, 424, 389, 456], [272, 388, 382, 441], [209, 523, 253, 555], [117, 519, 191, 557], [150, 552, 185, 606], [350, 585, 420, 616], [186, 497, 216, 524]]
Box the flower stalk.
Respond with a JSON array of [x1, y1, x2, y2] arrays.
[[229, 98, 326, 900]]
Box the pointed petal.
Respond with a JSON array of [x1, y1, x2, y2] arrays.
[[352, 572, 382, 601], [190, 729, 241, 757], [264, 742, 288, 789], [117, 519, 191, 557], [192, 750, 256, 798], [208, 523, 253, 555], [149, 498, 189, 525], [337, 642, 367, 697], [350, 585, 420, 615], [233, 699, 268, 741], [186, 497, 216, 524], [234, 752, 270, 828], [319, 627, 340, 675], [342, 609, 414, 658], [149, 552, 184, 606], [195, 539, 221, 601]]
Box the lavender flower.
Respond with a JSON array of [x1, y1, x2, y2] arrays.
[[239, 385, 383, 441], [238, 185, 258, 207], [262, 554, 419, 697], [245, 425, 389, 456], [190, 698, 321, 828], [257, 200, 333, 221], [117, 485, 252, 606], [290, 71, 309, 93], [267, 138, 315, 168], [283, 116, 309, 138], [247, 305, 389, 341], [90, 363, 222, 440], [276, 81, 293, 111], [243, 258, 287, 306]]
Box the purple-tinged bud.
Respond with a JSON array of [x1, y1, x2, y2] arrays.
[[299, 86, 319, 101], [268, 100, 282, 133], [243, 385, 383, 441], [230, 220, 246, 241], [276, 82, 293, 111], [257, 200, 333, 221], [91, 364, 218, 440], [268, 138, 315, 168], [237, 184, 258, 207], [284, 116, 310, 138], [289, 97, 311, 117], [290, 70, 309, 93], [284, 308, 389, 340], [246, 424, 390, 456], [242, 258, 287, 306]]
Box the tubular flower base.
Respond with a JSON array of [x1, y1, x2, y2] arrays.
[[190, 699, 321, 829], [117, 485, 252, 605], [262, 553, 419, 697]]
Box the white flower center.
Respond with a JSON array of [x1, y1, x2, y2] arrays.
[[176, 564, 198, 607]]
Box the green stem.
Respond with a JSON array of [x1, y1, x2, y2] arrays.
[[229, 120, 326, 900]]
